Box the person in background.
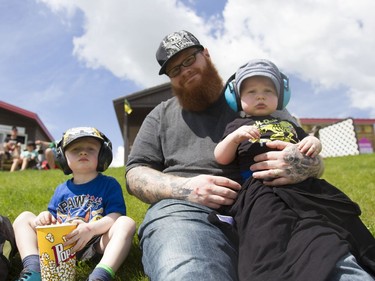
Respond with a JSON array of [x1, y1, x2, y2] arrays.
[[13, 127, 136, 281], [213, 58, 375, 280], [3, 126, 23, 160], [35, 140, 60, 170], [10, 140, 39, 172], [125, 30, 323, 281]]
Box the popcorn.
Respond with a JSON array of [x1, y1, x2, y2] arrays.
[[36, 224, 77, 281], [45, 233, 54, 243]]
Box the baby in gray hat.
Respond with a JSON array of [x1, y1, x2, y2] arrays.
[[215, 58, 322, 173], [210, 59, 375, 281]]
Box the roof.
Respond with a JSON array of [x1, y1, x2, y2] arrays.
[[0, 100, 54, 140], [113, 82, 172, 134], [299, 118, 375, 125]]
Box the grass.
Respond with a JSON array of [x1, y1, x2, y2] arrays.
[[1, 153, 374, 280], [321, 154, 375, 234]]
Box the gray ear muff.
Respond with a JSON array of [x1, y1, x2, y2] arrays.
[[56, 140, 72, 175], [96, 134, 113, 172]]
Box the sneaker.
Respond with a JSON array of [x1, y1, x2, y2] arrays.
[[0, 215, 18, 279], [0, 215, 17, 259], [16, 269, 41, 281]]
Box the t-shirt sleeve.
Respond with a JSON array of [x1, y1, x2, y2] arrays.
[[126, 104, 165, 173], [47, 183, 65, 218], [222, 118, 254, 140], [103, 177, 127, 216]]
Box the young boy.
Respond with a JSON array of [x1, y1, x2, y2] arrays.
[[213, 59, 375, 281], [13, 127, 136, 281], [10, 140, 39, 172]]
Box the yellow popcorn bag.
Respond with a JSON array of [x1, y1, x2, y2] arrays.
[[36, 224, 77, 281]]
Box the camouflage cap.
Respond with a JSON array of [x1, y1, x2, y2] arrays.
[[156, 30, 203, 75], [60, 127, 105, 151]]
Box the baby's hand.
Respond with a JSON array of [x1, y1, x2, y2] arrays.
[[298, 136, 322, 158], [233, 125, 260, 144]]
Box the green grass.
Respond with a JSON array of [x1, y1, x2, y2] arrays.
[[1, 154, 374, 280], [321, 154, 375, 235]]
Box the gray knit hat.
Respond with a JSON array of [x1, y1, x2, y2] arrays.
[[235, 59, 282, 96], [156, 30, 203, 75]]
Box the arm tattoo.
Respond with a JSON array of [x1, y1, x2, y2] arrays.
[[171, 178, 193, 199], [126, 167, 193, 204]]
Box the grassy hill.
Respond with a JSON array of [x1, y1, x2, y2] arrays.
[[1, 153, 374, 280]]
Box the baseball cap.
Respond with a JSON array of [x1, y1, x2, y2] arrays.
[[60, 127, 106, 151], [235, 59, 282, 97], [27, 140, 36, 147], [156, 30, 203, 75]]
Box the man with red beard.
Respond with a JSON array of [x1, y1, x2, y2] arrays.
[[125, 30, 323, 281]]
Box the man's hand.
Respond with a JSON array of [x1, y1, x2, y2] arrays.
[[184, 175, 241, 209], [126, 166, 241, 208], [251, 140, 324, 186]]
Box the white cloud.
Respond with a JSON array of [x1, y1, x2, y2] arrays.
[[110, 145, 125, 167], [37, 0, 375, 116]]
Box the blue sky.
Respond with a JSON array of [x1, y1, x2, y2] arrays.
[[1, 0, 375, 166]]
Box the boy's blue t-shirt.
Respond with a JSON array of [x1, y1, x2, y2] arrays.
[[48, 173, 126, 223]]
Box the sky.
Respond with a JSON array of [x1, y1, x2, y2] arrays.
[[1, 0, 375, 167]]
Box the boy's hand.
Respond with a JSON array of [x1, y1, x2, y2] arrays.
[[34, 211, 56, 226], [64, 220, 94, 253]]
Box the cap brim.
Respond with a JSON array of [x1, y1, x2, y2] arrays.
[[63, 135, 103, 151]]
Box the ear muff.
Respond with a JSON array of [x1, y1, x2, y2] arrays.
[[224, 73, 242, 112], [224, 71, 292, 112], [97, 135, 113, 172], [278, 73, 291, 110], [56, 141, 71, 175], [56, 131, 113, 175]]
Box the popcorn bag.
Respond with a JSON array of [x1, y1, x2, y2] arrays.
[[36, 224, 77, 281]]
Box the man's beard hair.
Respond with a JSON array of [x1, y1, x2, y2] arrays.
[[171, 59, 223, 112]]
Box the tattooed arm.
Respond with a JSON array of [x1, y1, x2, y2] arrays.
[[126, 166, 241, 209], [251, 140, 324, 186]]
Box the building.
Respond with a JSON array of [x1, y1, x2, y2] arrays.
[[0, 100, 54, 144], [0, 100, 54, 170], [113, 85, 375, 161], [113, 83, 171, 162]]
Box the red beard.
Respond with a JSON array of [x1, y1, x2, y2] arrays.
[[171, 59, 223, 112]]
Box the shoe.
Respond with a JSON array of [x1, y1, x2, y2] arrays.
[[0, 215, 18, 259], [16, 269, 41, 281]]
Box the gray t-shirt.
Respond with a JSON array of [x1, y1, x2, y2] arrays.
[[126, 93, 241, 181], [126, 93, 297, 182]]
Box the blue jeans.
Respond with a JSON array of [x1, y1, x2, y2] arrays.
[[138, 199, 238, 281], [330, 253, 375, 281]]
